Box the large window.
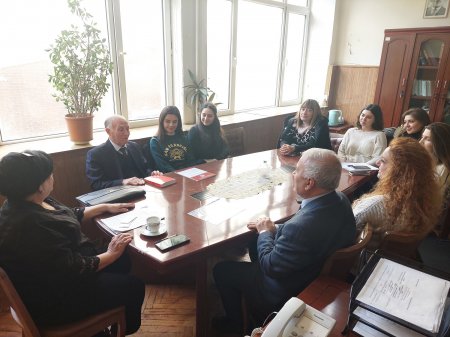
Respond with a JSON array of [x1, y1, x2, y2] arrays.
[[0, 0, 310, 144], [0, 0, 169, 143], [207, 0, 309, 113]]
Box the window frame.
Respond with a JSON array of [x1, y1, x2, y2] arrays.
[[203, 0, 310, 118]]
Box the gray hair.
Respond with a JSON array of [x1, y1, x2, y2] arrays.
[[104, 115, 127, 129], [301, 148, 341, 190]]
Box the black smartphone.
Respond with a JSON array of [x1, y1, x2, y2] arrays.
[[155, 234, 190, 252]]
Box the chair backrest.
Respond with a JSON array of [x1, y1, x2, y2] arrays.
[[224, 127, 246, 157], [0, 267, 41, 336], [379, 230, 428, 260], [320, 224, 373, 281], [0, 267, 126, 337], [140, 138, 157, 170]]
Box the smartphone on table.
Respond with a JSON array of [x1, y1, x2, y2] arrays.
[[155, 234, 190, 252]]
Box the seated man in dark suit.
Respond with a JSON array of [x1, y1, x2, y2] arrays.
[[86, 116, 161, 190], [213, 148, 356, 334]]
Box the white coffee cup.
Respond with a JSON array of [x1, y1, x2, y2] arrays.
[[146, 216, 161, 233]]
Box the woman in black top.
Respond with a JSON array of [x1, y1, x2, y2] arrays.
[[188, 102, 229, 160], [394, 107, 430, 140], [0, 150, 144, 335], [277, 99, 331, 155]]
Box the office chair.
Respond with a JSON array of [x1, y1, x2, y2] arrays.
[[320, 224, 373, 281], [0, 267, 126, 337], [379, 230, 429, 260], [224, 127, 246, 157]]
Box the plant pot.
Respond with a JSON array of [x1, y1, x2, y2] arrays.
[[65, 114, 94, 145]]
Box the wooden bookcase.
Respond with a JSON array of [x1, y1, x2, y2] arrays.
[[374, 27, 450, 127]]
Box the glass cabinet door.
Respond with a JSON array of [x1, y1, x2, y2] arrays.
[[409, 39, 444, 114]]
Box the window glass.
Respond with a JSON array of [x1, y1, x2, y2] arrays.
[[207, 0, 232, 109], [119, 0, 166, 121], [288, 0, 308, 6], [235, 1, 282, 111], [281, 13, 305, 102], [0, 0, 112, 142]]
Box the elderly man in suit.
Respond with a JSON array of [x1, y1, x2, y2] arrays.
[[86, 116, 161, 190], [213, 148, 356, 334]]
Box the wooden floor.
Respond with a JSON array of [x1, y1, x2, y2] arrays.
[[0, 283, 240, 337]]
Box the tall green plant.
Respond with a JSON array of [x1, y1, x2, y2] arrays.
[[47, 0, 113, 116], [183, 69, 217, 112]]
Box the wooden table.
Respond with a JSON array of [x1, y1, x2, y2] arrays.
[[94, 149, 373, 337]]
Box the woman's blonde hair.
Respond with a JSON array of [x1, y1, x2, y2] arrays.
[[295, 99, 322, 128], [366, 137, 442, 233]]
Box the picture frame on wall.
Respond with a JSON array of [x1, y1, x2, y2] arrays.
[[423, 0, 449, 18]]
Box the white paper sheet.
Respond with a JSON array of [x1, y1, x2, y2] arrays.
[[353, 307, 425, 337], [188, 198, 245, 225], [176, 167, 207, 178], [356, 258, 450, 332], [100, 208, 162, 232]]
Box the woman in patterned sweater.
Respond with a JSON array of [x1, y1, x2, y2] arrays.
[[277, 99, 331, 156]]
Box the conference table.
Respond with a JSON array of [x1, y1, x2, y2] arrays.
[[94, 149, 375, 337]]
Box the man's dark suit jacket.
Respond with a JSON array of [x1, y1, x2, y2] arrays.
[[86, 140, 151, 190], [256, 190, 356, 306]]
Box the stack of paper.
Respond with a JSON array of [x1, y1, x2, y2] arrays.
[[356, 258, 450, 334]]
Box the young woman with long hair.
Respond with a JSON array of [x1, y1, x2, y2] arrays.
[[352, 137, 442, 248], [188, 102, 229, 160]]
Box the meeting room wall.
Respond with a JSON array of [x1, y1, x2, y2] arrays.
[[327, 0, 450, 126]]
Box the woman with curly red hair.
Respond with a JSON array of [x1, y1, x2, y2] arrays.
[[352, 137, 442, 248]]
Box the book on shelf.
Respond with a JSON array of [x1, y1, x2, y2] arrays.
[[144, 175, 176, 188]]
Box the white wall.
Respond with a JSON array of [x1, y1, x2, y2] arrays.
[[332, 0, 450, 66]]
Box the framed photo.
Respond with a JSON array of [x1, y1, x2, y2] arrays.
[[423, 0, 449, 18]]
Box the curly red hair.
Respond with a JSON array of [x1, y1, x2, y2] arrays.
[[368, 137, 442, 233]]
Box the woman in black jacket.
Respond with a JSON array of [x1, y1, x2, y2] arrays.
[[0, 150, 144, 335]]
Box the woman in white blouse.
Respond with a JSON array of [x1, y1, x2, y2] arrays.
[[338, 104, 387, 164]]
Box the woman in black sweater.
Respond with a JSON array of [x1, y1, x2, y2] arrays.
[[188, 103, 229, 160], [0, 150, 144, 335]]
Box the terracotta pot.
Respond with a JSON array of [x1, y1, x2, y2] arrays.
[[65, 114, 94, 145]]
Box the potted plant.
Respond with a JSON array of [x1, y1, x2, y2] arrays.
[[184, 69, 219, 122], [47, 0, 113, 144]]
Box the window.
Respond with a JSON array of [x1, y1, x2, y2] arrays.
[[207, 0, 309, 113], [0, 0, 169, 143], [113, 0, 169, 122]]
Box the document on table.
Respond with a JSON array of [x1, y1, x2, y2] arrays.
[[356, 258, 450, 333], [176, 167, 215, 181], [188, 198, 245, 225], [100, 207, 162, 232]]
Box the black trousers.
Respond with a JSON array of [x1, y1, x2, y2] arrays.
[[213, 260, 278, 332], [38, 253, 145, 335]]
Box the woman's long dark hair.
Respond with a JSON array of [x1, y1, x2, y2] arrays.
[[155, 106, 183, 144], [197, 103, 226, 144]]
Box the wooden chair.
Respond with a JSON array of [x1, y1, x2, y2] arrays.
[[320, 224, 373, 281], [224, 127, 245, 157], [0, 267, 126, 337], [379, 230, 429, 260]]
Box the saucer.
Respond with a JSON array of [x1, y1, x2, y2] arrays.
[[141, 224, 167, 237]]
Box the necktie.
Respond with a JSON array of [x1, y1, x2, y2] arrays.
[[119, 147, 128, 156]]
